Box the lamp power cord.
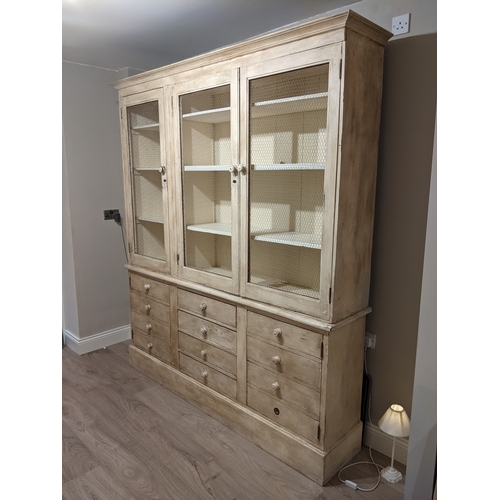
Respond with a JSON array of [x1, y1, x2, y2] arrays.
[[336, 346, 383, 492]]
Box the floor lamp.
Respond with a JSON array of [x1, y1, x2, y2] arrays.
[[378, 404, 411, 483]]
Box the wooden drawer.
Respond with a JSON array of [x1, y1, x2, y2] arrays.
[[130, 274, 170, 304], [132, 329, 174, 365], [131, 309, 171, 343], [247, 336, 321, 390], [247, 311, 322, 359], [178, 310, 236, 353], [247, 362, 320, 417], [179, 353, 236, 400], [179, 332, 236, 376], [247, 386, 319, 443], [130, 290, 170, 323], [178, 289, 236, 328]]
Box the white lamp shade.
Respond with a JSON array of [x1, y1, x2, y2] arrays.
[[378, 404, 411, 437]]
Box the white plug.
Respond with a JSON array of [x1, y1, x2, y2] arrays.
[[345, 479, 357, 490]]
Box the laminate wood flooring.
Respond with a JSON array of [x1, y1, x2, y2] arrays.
[[62, 341, 406, 500]]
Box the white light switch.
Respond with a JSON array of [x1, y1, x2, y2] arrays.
[[392, 13, 410, 35]]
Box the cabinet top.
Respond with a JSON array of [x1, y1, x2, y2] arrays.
[[113, 9, 391, 91]]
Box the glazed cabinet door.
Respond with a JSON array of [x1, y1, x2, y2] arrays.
[[120, 89, 171, 274], [240, 46, 342, 320], [173, 70, 240, 294]]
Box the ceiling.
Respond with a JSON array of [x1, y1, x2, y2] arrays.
[[62, 0, 356, 72]]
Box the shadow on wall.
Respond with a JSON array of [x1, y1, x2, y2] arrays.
[[366, 34, 437, 421]]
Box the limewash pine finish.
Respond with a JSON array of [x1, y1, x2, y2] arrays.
[[115, 10, 391, 485]]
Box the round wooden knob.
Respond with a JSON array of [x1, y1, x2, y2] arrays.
[[271, 382, 280, 391], [144, 283, 151, 291], [199, 302, 207, 312], [201, 370, 208, 379], [237, 165, 246, 175], [200, 349, 207, 358], [273, 328, 282, 338], [229, 165, 236, 174], [146, 323, 152, 331], [147, 343, 153, 349], [200, 326, 208, 336], [144, 304, 151, 312], [272, 355, 281, 365], [158, 166, 166, 174]]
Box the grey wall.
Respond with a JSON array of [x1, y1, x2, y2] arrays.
[[62, 62, 130, 341]]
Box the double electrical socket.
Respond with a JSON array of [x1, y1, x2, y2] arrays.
[[365, 332, 376, 349], [392, 13, 410, 35]]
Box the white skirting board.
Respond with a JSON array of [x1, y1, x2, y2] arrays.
[[363, 422, 409, 465], [63, 325, 131, 355]]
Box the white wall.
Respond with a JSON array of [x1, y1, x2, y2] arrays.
[[62, 62, 131, 352], [404, 122, 437, 500]]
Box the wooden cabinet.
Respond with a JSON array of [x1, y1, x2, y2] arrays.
[[116, 10, 391, 485]]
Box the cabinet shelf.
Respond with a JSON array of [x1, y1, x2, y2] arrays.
[[134, 167, 161, 172], [182, 107, 230, 124], [251, 163, 325, 171], [184, 165, 233, 172], [251, 92, 327, 118], [137, 216, 164, 224], [132, 123, 160, 131], [252, 231, 321, 249], [250, 275, 319, 299], [187, 222, 232, 236]]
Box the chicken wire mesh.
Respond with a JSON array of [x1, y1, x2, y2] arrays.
[[127, 101, 165, 260], [248, 64, 329, 298]]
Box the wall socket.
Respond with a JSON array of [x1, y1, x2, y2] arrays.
[[365, 332, 376, 349], [392, 13, 410, 35], [104, 209, 121, 223]]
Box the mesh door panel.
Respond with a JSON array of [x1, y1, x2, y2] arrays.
[[180, 85, 232, 277], [127, 101, 165, 260], [248, 64, 328, 299]]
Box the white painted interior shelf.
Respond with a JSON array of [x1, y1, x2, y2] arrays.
[[137, 216, 164, 224], [251, 92, 328, 118], [182, 107, 230, 123], [187, 222, 232, 236], [252, 231, 322, 249], [132, 123, 160, 131], [251, 163, 325, 171], [134, 167, 162, 172], [184, 165, 233, 172]]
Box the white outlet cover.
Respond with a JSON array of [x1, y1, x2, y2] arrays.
[[392, 13, 410, 35]]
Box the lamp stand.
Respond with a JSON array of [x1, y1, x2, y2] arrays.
[[380, 435, 403, 483]]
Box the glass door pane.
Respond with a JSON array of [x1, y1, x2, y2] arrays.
[[180, 85, 233, 279], [248, 64, 329, 299], [127, 100, 165, 261]]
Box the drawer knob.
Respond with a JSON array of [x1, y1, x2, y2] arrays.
[[199, 302, 207, 312], [201, 370, 208, 379], [200, 349, 207, 358], [272, 355, 281, 365], [271, 382, 280, 392], [146, 323, 152, 331], [144, 304, 151, 312], [144, 283, 151, 291], [200, 326, 208, 336], [147, 343, 153, 349], [273, 328, 282, 338]]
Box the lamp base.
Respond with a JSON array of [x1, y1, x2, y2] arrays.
[[381, 466, 403, 483]]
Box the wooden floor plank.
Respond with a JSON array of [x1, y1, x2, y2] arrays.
[[62, 421, 100, 484], [62, 466, 137, 500]]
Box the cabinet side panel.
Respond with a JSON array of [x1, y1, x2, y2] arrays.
[[323, 316, 365, 450], [332, 33, 385, 322]]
